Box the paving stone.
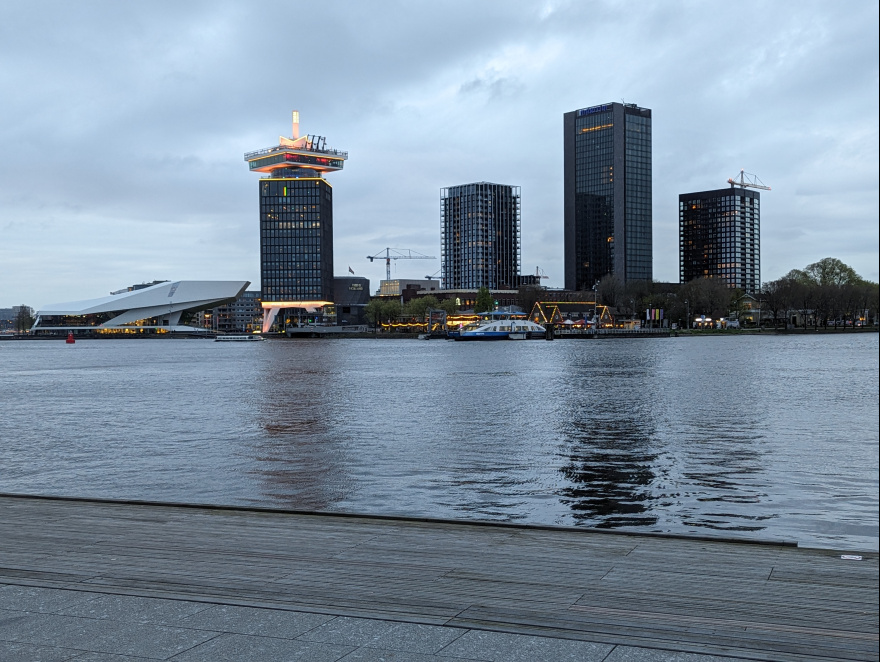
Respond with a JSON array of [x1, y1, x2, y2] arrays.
[[0, 612, 78, 646], [167, 632, 354, 661], [368, 623, 468, 654], [176, 604, 334, 637], [604, 647, 741, 662], [68, 654, 156, 661], [0, 585, 92, 614], [0, 640, 82, 662], [437, 630, 613, 661], [57, 594, 211, 625], [297, 616, 398, 647], [339, 647, 484, 662], [31, 616, 218, 659]]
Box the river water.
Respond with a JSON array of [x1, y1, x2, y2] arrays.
[[1, 333, 877, 551]]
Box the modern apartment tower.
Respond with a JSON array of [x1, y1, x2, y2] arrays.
[[244, 111, 348, 331], [679, 187, 761, 293], [441, 182, 521, 290], [563, 102, 652, 291]]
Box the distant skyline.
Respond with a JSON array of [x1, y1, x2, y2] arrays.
[[1, 0, 877, 307]]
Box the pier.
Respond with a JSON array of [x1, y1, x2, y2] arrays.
[[0, 494, 876, 661]]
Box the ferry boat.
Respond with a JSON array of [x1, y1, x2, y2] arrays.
[[215, 334, 264, 342], [452, 314, 545, 341]]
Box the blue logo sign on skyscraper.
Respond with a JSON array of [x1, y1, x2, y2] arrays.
[[578, 104, 609, 116]]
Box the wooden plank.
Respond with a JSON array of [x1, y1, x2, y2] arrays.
[[0, 495, 876, 662]]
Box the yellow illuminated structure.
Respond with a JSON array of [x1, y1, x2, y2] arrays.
[[244, 111, 348, 332]]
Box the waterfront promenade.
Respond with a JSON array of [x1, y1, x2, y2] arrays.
[[0, 495, 876, 661]]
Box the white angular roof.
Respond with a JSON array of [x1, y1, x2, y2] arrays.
[[35, 280, 250, 331], [38, 281, 249, 315]]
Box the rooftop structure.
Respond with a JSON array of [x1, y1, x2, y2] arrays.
[[244, 111, 348, 176]]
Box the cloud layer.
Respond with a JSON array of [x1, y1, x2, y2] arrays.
[[1, 0, 877, 307]]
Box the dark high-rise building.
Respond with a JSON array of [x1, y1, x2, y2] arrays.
[[563, 102, 652, 291], [244, 111, 347, 331], [441, 182, 521, 290], [679, 187, 761, 293]]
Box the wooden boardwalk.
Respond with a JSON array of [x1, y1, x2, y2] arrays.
[[0, 495, 876, 661]]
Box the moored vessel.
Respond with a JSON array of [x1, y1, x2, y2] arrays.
[[452, 314, 545, 341]]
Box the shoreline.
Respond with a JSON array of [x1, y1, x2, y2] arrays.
[[3, 327, 877, 340]]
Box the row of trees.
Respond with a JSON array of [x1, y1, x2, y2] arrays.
[[364, 295, 459, 325], [761, 258, 878, 329], [518, 257, 877, 329]]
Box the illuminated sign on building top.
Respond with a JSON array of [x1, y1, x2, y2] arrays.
[[578, 104, 610, 116]]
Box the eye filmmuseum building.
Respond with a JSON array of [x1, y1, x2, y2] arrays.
[[244, 112, 348, 332], [679, 187, 761, 293], [441, 182, 521, 290], [563, 102, 652, 291]]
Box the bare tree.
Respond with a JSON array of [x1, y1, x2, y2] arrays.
[[14, 305, 34, 333]]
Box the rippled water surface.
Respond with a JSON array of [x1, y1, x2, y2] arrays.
[[1, 334, 877, 551]]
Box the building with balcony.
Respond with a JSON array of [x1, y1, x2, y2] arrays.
[[679, 187, 761, 293], [441, 182, 521, 290], [564, 102, 652, 290], [245, 111, 348, 332]]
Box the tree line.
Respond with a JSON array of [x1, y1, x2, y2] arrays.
[[364, 295, 460, 326], [517, 257, 877, 329], [760, 257, 878, 329]]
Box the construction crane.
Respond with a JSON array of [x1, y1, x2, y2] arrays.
[[727, 169, 771, 191], [367, 248, 436, 281], [535, 267, 549, 279], [425, 270, 441, 280]]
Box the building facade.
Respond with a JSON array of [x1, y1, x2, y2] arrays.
[[441, 182, 521, 290], [332, 277, 371, 326], [244, 111, 348, 331], [679, 187, 760, 293], [563, 102, 652, 291], [193, 290, 263, 333], [30, 280, 250, 336]]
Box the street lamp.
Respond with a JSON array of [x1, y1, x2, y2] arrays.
[[685, 299, 689, 330], [593, 281, 598, 333]]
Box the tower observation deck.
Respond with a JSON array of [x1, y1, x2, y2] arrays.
[[245, 111, 348, 332], [244, 110, 348, 177]]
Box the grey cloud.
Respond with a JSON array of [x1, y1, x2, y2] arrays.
[[0, 0, 877, 307]]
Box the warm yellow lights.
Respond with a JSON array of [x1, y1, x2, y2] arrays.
[[261, 301, 333, 309], [579, 123, 613, 133]]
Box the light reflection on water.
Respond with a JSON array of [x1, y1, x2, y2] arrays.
[[0, 333, 877, 551]]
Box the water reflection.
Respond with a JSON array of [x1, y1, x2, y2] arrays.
[[250, 343, 351, 510], [560, 419, 659, 527]]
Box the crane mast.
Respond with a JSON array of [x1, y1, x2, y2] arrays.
[[367, 248, 436, 281], [727, 169, 771, 191]]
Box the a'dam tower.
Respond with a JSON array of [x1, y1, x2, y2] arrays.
[[244, 111, 348, 332]]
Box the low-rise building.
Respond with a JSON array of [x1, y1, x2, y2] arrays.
[[31, 280, 250, 336]]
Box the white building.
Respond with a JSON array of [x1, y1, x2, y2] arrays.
[[32, 280, 250, 335]]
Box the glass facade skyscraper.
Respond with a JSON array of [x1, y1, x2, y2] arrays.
[[258, 178, 333, 302], [441, 182, 521, 290], [679, 187, 761, 293], [244, 112, 347, 331], [563, 103, 652, 291]]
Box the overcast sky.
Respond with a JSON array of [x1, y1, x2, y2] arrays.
[[1, 0, 877, 308]]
